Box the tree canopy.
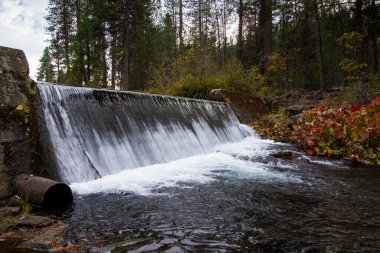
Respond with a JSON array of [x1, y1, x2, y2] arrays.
[[38, 0, 379, 99]]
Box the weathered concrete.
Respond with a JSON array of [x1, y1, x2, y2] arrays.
[[208, 89, 268, 124], [0, 46, 30, 198]]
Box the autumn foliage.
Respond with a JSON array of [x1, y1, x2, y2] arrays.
[[252, 96, 380, 165], [292, 96, 380, 165]]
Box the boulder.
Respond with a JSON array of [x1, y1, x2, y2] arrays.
[[0, 46, 29, 109], [270, 151, 294, 160], [0, 46, 30, 198], [208, 89, 268, 124]]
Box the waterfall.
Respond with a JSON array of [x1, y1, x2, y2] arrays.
[[36, 83, 251, 184]]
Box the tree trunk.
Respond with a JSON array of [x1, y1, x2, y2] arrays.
[[237, 0, 243, 60], [85, 34, 91, 84], [62, 0, 71, 78], [222, 0, 228, 64], [76, 0, 86, 85], [111, 33, 117, 90], [120, 0, 133, 91], [373, 35, 379, 74], [315, 18, 326, 92], [121, 26, 130, 91], [100, 22, 108, 89], [259, 0, 272, 73], [179, 0, 184, 51], [215, 2, 222, 67], [198, 0, 203, 42], [370, 0, 379, 73]]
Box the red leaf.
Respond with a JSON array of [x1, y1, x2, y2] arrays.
[[350, 104, 362, 112], [368, 96, 380, 113], [335, 129, 344, 140], [373, 113, 380, 126], [359, 130, 369, 143], [306, 137, 315, 147]]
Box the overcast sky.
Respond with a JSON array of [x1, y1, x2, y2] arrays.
[[0, 0, 49, 79]]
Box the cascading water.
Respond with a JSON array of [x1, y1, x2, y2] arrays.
[[32, 83, 380, 252], [36, 82, 251, 184]]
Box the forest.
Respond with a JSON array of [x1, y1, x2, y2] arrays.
[[37, 0, 379, 102]]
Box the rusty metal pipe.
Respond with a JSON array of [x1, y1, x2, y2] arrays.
[[13, 174, 73, 208]]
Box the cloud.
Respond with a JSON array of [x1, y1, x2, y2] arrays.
[[0, 0, 49, 79]]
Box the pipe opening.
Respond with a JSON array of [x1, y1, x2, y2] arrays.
[[43, 183, 73, 208]]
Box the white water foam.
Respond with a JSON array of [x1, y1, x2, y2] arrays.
[[71, 135, 301, 195]]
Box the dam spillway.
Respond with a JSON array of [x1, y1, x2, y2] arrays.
[[35, 83, 251, 184]]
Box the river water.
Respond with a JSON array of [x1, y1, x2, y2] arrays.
[[60, 134, 380, 252]]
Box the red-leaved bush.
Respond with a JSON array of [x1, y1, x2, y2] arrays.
[[292, 96, 380, 165]]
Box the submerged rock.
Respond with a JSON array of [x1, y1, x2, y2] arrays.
[[270, 151, 294, 160]]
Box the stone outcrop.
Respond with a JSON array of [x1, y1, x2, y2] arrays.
[[0, 46, 29, 109], [208, 89, 268, 124], [0, 46, 30, 198], [263, 90, 324, 116]]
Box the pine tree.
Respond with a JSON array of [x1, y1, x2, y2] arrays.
[[36, 47, 55, 82]]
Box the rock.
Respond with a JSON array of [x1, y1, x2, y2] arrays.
[[208, 89, 268, 124], [18, 221, 67, 251], [285, 104, 315, 116], [0, 231, 22, 241], [264, 93, 319, 116], [0, 46, 30, 199], [0, 46, 29, 109], [0, 145, 13, 198], [0, 130, 20, 142], [14, 215, 53, 228], [7, 197, 22, 207], [0, 222, 13, 234], [270, 151, 293, 160], [0, 206, 20, 216]]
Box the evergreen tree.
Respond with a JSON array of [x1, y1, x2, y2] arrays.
[[40, 0, 379, 94], [36, 47, 55, 82]]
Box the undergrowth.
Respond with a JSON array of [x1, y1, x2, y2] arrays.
[[252, 96, 380, 166]]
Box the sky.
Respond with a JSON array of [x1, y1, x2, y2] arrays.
[[0, 0, 49, 79]]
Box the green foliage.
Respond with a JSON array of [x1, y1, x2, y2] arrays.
[[265, 52, 287, 88], [15, 103, 30, 125], [20, 194, 32, 215], [36, 47, 55, 82], [292, 97, 380, 165], [149, 57, 255, 99], [251, 109, 293, 142], [337, 32, 369, 103]]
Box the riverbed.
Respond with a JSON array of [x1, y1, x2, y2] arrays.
[[60, 135, 380, 252]]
